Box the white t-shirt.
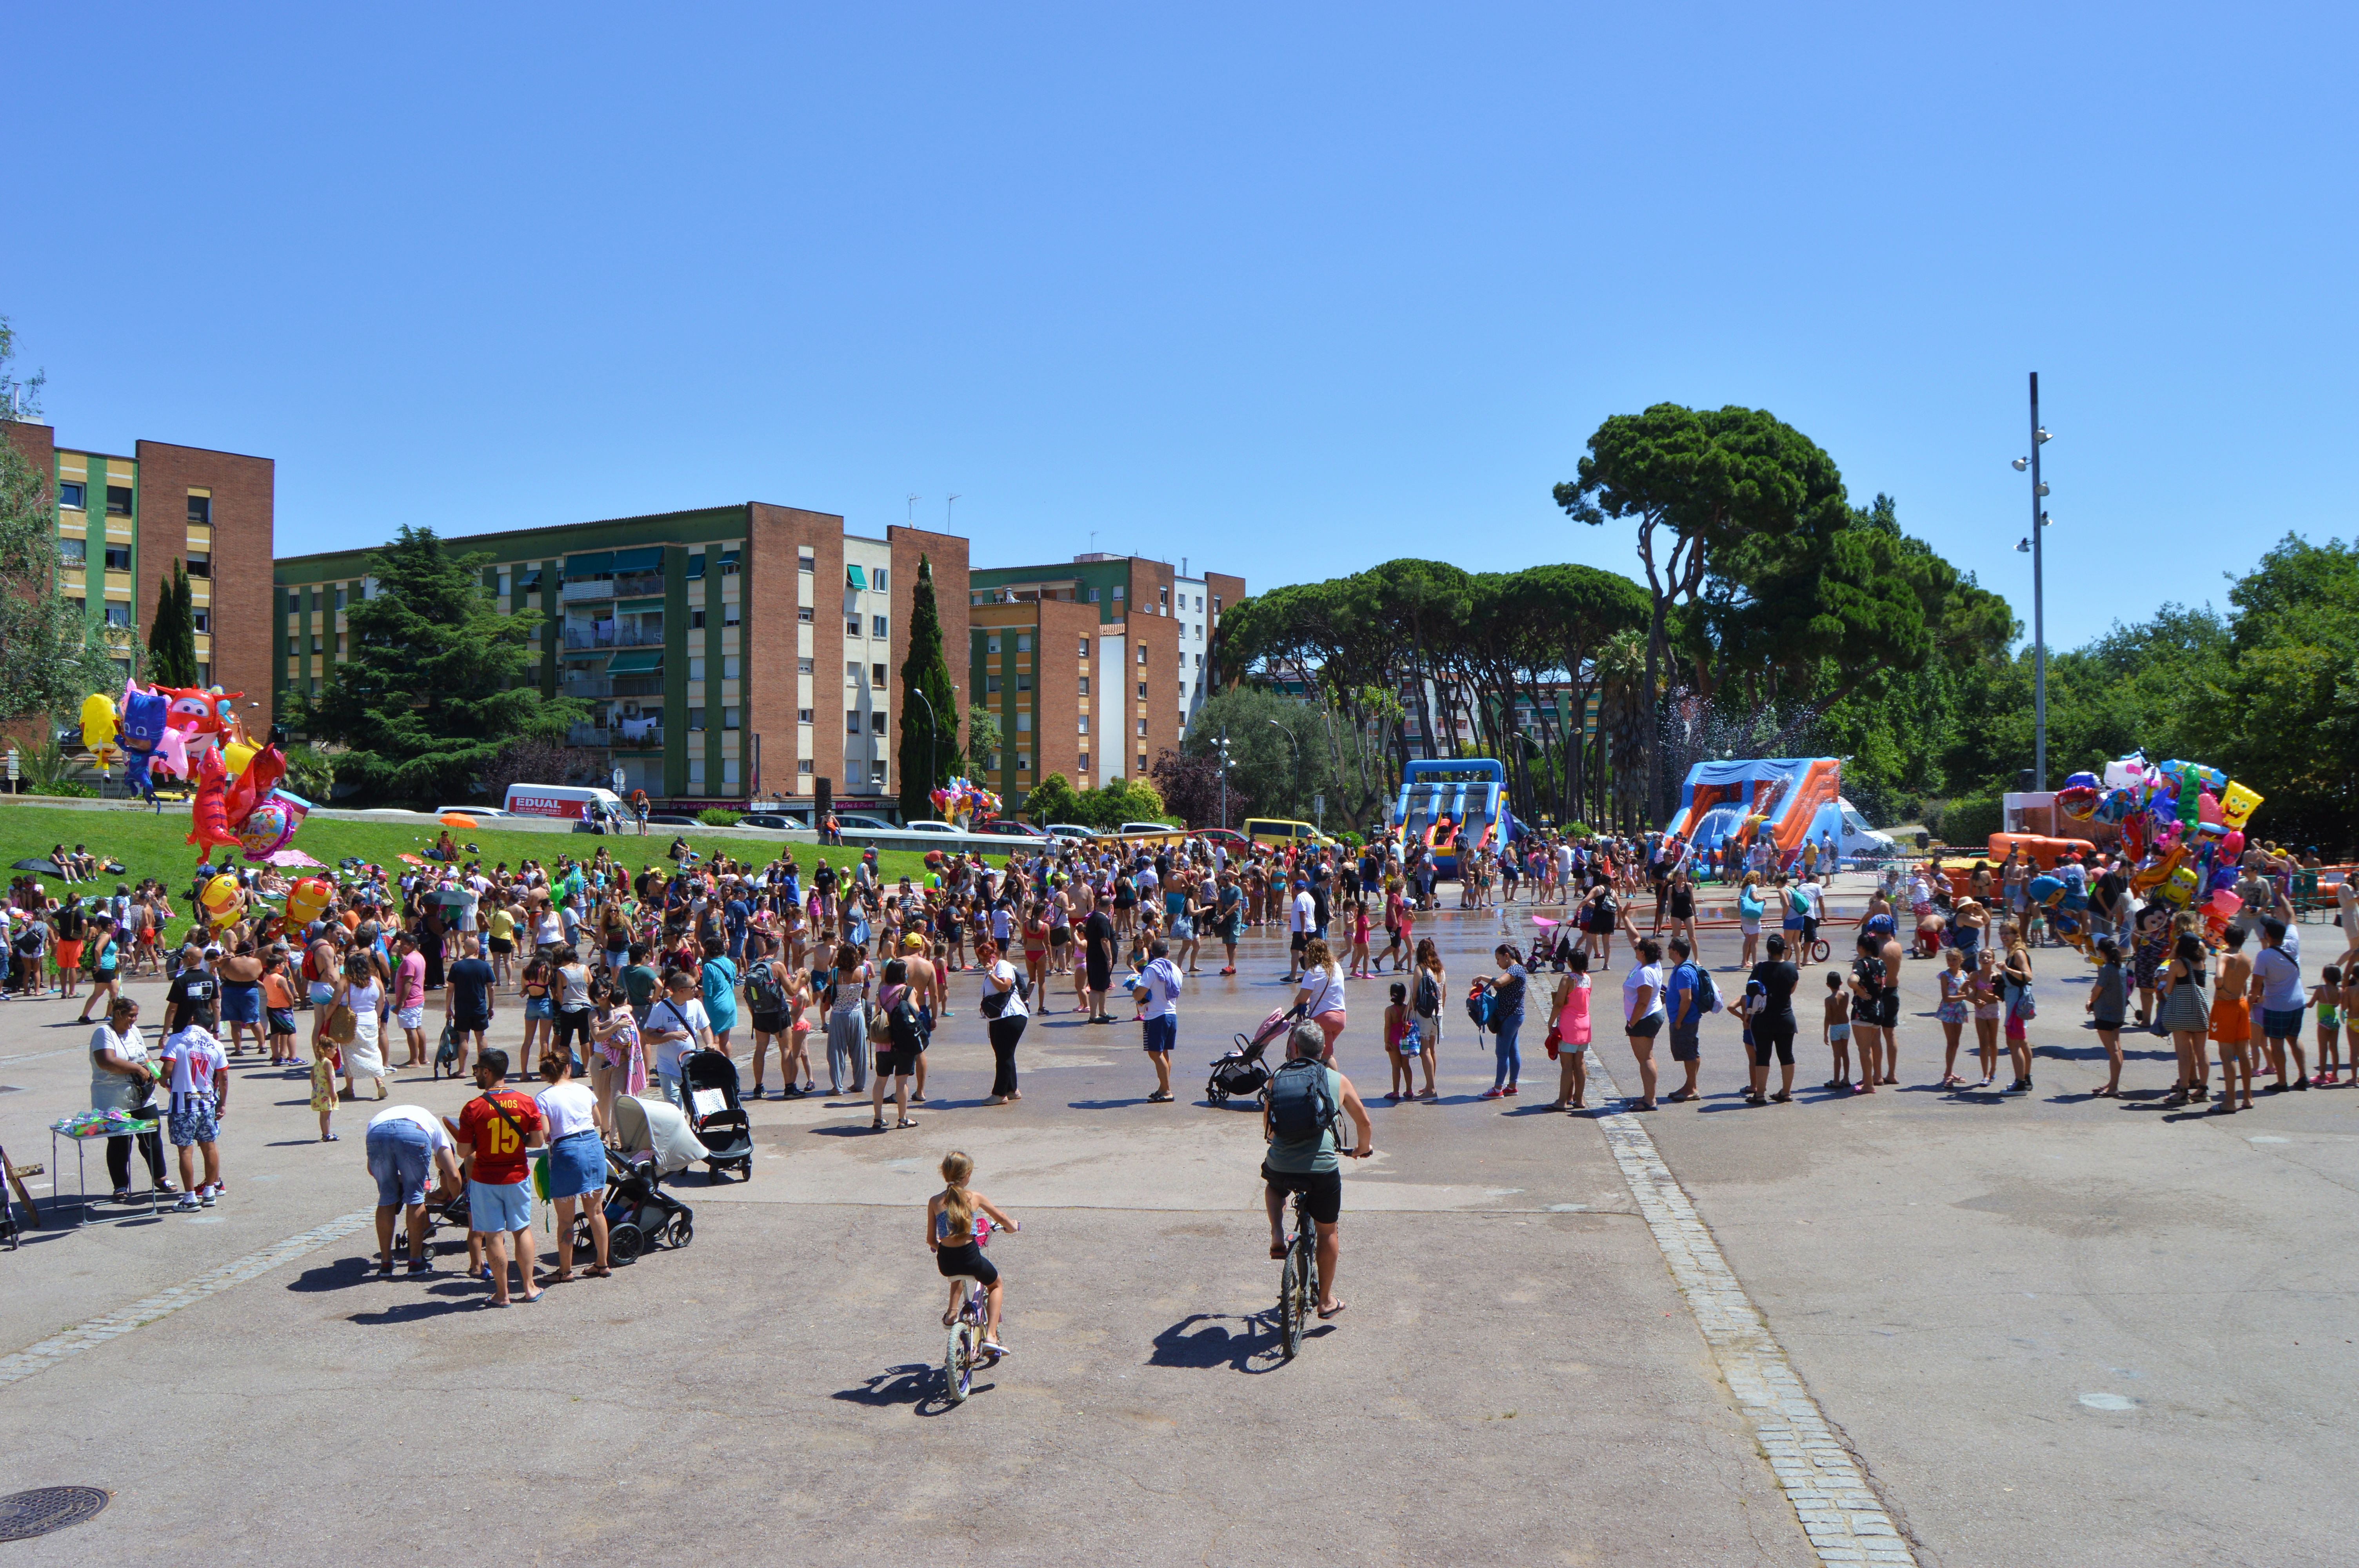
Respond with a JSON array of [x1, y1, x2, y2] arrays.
[[1290, 890, 1314, 934], [536, 1080, 600, 1140], [368, 1104, 456, 1153], [2254, 945, 2304, 1012], [1300, 962, 1346, 1018], [1801, 883, 1826, 920], [645, 996, 713, 1077], [89, 1023, 152, 1112], [1138, 957, 1183, 1021], [987, 958, 1029, 1020], [159, 1026, 228, 1099], [1623, 962, 1667, 1023]]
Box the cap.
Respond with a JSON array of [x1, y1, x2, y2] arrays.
[[901, 933, 925, 952]]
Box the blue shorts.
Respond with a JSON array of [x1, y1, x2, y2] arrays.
[[525, 997, 554, 1021], [2263, 1006, 2306, 1040], [167, 1095, 219, 1147], [545, 1130, 604, 1200], [366, 1117, 434, 1208], [220, 982, 262, 1024], [1142, 1014, 1177, 1054], [469, 1178, 533, 1234]]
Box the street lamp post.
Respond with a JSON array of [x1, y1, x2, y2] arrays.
[[2012, 374, 2055, 789], [1216, 729, 1232, 829], [911, 687, 938, 818], [1267, 718, 1301, 817]]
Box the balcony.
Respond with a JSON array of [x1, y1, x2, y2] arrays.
[[562, 624, 665, 651], [568, 720, 664, 751], [614, 571, 664, 598], [562, 577, 614, 603], [561, 676, 612, 700]]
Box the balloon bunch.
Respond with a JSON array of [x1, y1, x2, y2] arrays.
[[929, 777, 1003, 829], [81, 681, 313, 863], [2055, 750, 2266, 945]]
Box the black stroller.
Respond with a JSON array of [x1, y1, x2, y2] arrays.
[[680, 1048, 755, 1183], [1206, 1005, 1305, 1105], [581, 1143, 695, 1263]]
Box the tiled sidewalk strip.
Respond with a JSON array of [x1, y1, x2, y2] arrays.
[[1582, 1053, 1920, 1567], [0, 1207, 374, 1390]]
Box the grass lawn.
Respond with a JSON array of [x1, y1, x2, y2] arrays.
[[0, 800, 950, 951]]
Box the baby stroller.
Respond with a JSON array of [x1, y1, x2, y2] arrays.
[[680, 1048, 755, 1183], [580, 1143, 695, 1263], [1206, 1005, 1303, 1105]]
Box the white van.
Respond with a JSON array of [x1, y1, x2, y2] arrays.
[[503, 784, 630, 832], [1830, 796, 1898, 862]]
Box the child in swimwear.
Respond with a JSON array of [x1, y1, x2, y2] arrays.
[[1822, 969, 1852, 1091], [2312, 966, 2343, 1086]]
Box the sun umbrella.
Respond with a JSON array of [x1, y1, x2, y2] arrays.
[[440, 812, 478, 829]]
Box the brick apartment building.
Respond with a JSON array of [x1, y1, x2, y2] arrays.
[[274, 506, 967, 811], [4, 416, 274, 708], [965, 553, 1243, 806]]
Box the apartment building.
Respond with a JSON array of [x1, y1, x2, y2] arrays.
[[3, 417, 274, 702], [966, 553, 1243, 801], [274, 506, 968, 809]]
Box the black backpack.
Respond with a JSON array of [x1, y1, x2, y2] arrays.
[[1265, 1056, 1336, 1143], [885, 991, 927, 1051], [745, 960, 788, 1016]]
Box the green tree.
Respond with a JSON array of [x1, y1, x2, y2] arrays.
[[0, 318, 122, 721], [1557, 404, 1847, 823], [147, 560, 198, 687], [897, 555, 964, 818], [1020, 770, 1083, 826], [966, 702, 1002, 773], [298, 525, 582, 804]]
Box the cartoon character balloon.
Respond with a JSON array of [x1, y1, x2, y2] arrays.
[[286, 877, 332, 926], [198, 873, 242, 929], [78, 693, 118, 766], [116, 684, 171, 800]]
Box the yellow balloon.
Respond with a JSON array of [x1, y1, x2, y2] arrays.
[[199, 873, 242, 927], [78, 693, 116, 752], [223, 740, 257, 777]]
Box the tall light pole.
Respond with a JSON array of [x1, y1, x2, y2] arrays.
[[911, 687, 938, 817], [2012, 375, 2054, 789], [1267, 718, 1301, 817], [1216, 729, 1232, 829]]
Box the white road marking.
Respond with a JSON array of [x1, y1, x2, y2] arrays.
[[0, 1207, 374, 1390], [1581, 1051, 1919, 1567]]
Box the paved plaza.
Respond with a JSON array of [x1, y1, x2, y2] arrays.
[[3, 884, 2355, 1566]]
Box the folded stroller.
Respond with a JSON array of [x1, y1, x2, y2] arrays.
[[1206, 1005, 1304, 1105], [680, 1048, 754, 1183]]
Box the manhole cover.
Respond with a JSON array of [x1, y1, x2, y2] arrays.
[[0, 1486, 110, 1541]]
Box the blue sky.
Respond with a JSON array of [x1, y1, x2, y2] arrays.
[[11, 4, 2353, 648]]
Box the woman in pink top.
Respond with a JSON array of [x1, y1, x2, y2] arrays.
[[1547, 951, 1595, 1110]]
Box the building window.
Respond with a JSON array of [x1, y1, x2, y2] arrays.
[[285, 635, 297, 656], [57, 481, 86, 510], [1087, 588, 1100, 603], [1112, 586, 1124, 601], [797, 607, 813, 623], [686, 554, 705, 581], [987, 635, 1001, 654], [104, 545, 132, 572], [689, 657, 707, 681], [846, 660, 860, 682], [847, 618, 861, 637], [1212, 597, 1221, 613], [1160, 587, 1169, 607], [1194, 653, 1202, 666], [871, 711, 887, 734], [1017, 674, 1032, 693], [690, 608, 706, 630], [105, 486, 133, 516], [58, 535, 85, 564], [1078, 715, 1089, 734], [66, 595, 84, 615], [723, 602, 741, 626], [1137, 752, 1148, 771], [1016, 713, 1032, 733], [689, 708, 706, 731], [871, 763, 888, 786], [1079, 636, 1090, 657], [871, 615, 889, 639], [106, 604, 133, 628], [1136, 719, 1148, 737], [845, 710, 861, 734], [871, 662, 887, 685], [799, 552, 816, 573], [872, 568, 887, 593], [311, 635, 325, 654], [186, 552, 211, 577], [798, 657, 814, 674], [724, 706, 741, 730], [1016, 634, 1030, 653], [723, 656, 740, 680], [191, 609, 209, 633], [187, 495, 211, 525], [1017, 753, 1030, 773], [799, 759, 814, 774], [1076, 676, 1089, 695], [985, 674, 1003, 694], [720, 550, 739, 575], [1078, 753, 1090, 772], [1137, 646, 1148, 666], [1137, 681, 1147, 699], [798, 708, 814, 724]]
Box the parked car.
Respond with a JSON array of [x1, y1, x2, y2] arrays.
[[900, 820, 960, 834], [737, 813, 807, 831], [643, 813, 699, 827], [1116, 820, 1184, 835], [974, 820, 1049, 840], [832, 813, 898, 833], [1198, 828, 1249, 852], [1044, 824, 1100, 841], [434, 806, 513, 820]]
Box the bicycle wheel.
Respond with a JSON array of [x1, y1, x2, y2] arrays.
[[1278, 1248, 1304, 1361], [945, 1318, 974, 1403], [1809, 938, 1830, 964]]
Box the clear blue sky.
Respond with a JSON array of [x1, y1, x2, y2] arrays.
[[12, 4, 2353, 648]]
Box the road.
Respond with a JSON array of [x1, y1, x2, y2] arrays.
[[1, 877, 2352, 1566]]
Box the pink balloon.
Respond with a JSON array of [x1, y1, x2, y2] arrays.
[[2197, 790, 2224, 826], [2206, 889, 2242, 918], [2220, 829, 2245, 858]]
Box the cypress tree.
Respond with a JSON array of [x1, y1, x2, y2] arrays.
[[897, 555, 965, 820]]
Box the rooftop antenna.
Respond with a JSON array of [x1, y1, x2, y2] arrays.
[[906, 493, 920, 522], [946, 494, 961, 532], [1089, 530, 1098, 555]]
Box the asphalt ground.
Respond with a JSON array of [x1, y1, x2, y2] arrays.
[[0, 877, 2353, 1566]]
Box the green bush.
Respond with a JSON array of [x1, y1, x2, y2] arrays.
[[29, 782, 98, 799], [698, 807, 739, 827], [1932, 793, 2002, 848]]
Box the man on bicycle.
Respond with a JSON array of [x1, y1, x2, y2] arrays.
[[1262, 1019, 1374, 1319]]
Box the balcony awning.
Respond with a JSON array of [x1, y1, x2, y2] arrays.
[[846, 564, 868, 589], [606, 650, 664, 674], [612, 546, 663, 572], [614, 597, 665, 613]]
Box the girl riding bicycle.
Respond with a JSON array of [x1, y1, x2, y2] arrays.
[[927, 1150, 1019, 1357]]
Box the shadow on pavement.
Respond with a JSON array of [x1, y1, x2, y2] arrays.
[[347, 1284, 485, 1325], [834, 1361, 988, 1414], [287, 1253, 384, 1292]]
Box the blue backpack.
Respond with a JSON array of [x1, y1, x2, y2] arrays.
[[1465, 982, 1496, 1033]]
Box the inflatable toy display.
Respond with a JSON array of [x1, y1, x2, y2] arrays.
[[929, 777, 1003, 829], [78, 681, 313, 862]]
